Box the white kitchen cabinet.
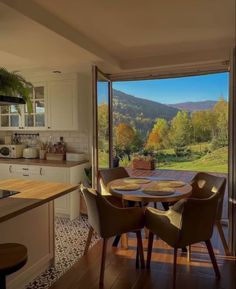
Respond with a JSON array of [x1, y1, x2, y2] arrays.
[[0, 162, 89, 220], [47, 78, 78, 131], [0, 74, 80, 131]]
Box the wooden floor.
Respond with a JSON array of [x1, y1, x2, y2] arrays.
[[49, 225, 235, 289]]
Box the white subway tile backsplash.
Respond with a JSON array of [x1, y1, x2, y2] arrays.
[[1, 130, 89, 154]]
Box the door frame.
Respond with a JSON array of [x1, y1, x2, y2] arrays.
[[93, 62, 236, 255], [92, 66, 113, 189]]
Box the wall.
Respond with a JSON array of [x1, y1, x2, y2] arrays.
[[0, 130, 89, 155]]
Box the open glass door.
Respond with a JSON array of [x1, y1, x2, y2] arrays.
[[92, 66, 112, 188]]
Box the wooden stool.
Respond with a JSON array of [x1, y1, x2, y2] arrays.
[[0, 243, 28, 289]]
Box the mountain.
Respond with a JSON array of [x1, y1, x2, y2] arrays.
[[112, 89, 179, 137], [170, 100, 217, 112]]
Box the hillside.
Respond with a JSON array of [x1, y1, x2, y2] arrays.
[[113, 89, 179, 137], [170, 100, 217, 112], [159, 147, 228, 173]]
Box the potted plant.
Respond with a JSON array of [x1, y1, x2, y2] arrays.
[[0, 67, 33, 113], [132, 151, 156, 170]]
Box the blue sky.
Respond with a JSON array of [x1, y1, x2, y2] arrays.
[[112, 72, 229, 104]]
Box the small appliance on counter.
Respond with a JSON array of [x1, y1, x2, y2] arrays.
[[0, 144, 25, 158], [23, 147, 39, 159]]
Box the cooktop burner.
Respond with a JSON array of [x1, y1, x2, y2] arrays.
[[0, 190, 20, 199]]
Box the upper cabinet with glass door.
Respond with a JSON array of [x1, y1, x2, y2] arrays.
[[24, 84, 47, 129], [0, 82, 47, 130], [0, 105, 23, 130], [0, 73, 81, 131]]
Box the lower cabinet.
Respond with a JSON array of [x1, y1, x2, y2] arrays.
[[0, 162, 89, 220]]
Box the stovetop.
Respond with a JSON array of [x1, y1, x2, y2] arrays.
[[0, 190, 20, 200]]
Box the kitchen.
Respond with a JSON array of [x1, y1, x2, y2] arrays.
[[0, 69, 92, 289]]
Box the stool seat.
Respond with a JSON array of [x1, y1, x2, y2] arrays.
[[0, 243, 27, 276]]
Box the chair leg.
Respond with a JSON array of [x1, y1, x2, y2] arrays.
[[0, 274, 6, 289], [112, 235, 121, 247], [173, 247, 178, 289], [215, 220, 230, 256], [146, 231, 154, 269], [205, 239, 221, 279], [136, 230, 145, 269], [99, 238, 108, 287], [187, 245, 191, 262], [84, 226, 94, 255]]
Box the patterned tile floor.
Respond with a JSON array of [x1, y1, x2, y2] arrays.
[[26, 215, 98, 289]]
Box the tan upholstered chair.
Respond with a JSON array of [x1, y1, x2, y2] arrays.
[[81, 185, 145, 288], [190, 172, 229, 255], [99, 167, 129, 196], [145, 174, 226, 289]]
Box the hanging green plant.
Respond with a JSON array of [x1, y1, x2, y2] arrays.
[[0, 67, 33, 113]]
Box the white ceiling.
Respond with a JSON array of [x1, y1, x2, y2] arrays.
[[0, 0, 234, 75]]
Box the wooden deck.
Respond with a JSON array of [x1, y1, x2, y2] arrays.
[[128, 168, 228, 220]]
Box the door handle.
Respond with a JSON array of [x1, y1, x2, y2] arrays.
[[9, 165, 12, 173]]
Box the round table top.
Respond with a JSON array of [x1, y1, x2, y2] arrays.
[[108, 177, 192, 203]]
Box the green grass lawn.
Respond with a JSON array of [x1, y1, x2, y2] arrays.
[[160, 142, 210, 154], [158, 147, 228, 173], [98, 144, 228, 174]]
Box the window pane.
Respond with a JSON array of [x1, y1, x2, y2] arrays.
[[10, 115, 19, 127], [35, 114, 45, 127], [1, 106, 9, 114], [35, 87, 44, 99], [10, 105, 19, 113], [35, 101, 45, 113], [97, 73, 110, 169], [1, 116, 9, 127], [25, 115, 34, 127]]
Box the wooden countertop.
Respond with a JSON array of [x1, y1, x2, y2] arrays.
[[0, 158, 89, 168], [0, 178, 79, 223]]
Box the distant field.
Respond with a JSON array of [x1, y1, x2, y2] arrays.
[[99, 145, 228, 174], [158, 147, 228, 173], [160, 142, 210, 154]]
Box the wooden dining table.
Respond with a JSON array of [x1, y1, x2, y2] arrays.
[[108, 176, 192, 249], [108, 176, 192, 204]]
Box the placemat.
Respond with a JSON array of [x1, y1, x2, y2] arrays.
[[111, 184, 141, 191], [153, 180, 186, 188], [123, 178, 151, 184]]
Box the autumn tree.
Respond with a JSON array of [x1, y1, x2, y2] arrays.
[[211, 98, 228, 148], [146, 118, 169, 151], [169, 111, 192, 156], [191, 110, 215, 142], [98, 103, 109, 151], [115, 123, 135, 150]]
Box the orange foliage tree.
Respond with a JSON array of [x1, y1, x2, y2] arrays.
[[114, 123, 136, 151]]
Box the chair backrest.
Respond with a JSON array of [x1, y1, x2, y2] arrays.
[[99, 167, 129, 195], [80, 185, 125, 238], [99, 167, 129, 186], [80, 184, 144, 238], [190, 172, 226, 220], [173, 173, 226, 247], [80, 186, 101, 235]]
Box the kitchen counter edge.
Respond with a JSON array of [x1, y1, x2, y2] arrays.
[[0, 158, 89, 168]]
